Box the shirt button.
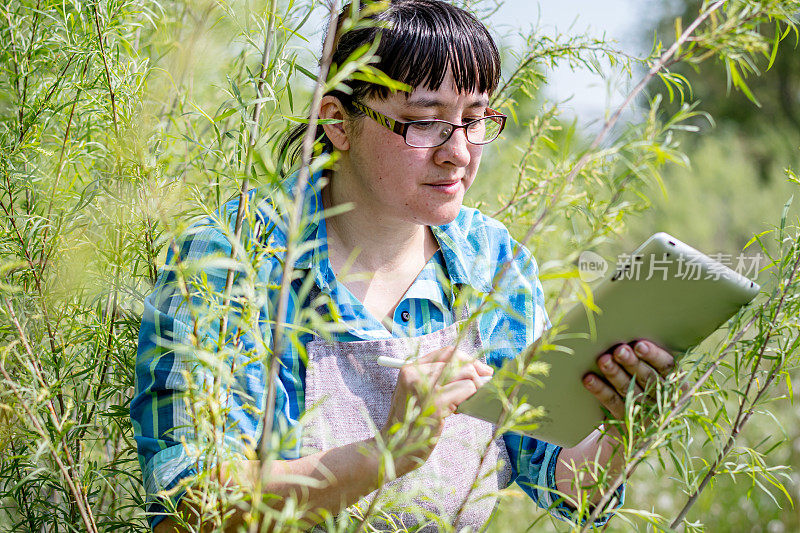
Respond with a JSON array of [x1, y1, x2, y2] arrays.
[[401, 310, 410, 322]]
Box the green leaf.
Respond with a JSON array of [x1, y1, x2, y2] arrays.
[[780, 195, 793, 239], [215, 108, 238, 122], [767, 20, 781, 71], [786, 374, 793, 406], [294, 63, 316, 81], [744, 230, 773, 251], [728, 60, 760, 106]]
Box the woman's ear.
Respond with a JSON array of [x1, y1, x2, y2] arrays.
[[319, 95, 350, 151]]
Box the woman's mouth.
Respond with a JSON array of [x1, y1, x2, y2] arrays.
[[426, 179, 462, 194]]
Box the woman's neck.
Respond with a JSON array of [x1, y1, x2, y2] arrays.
[[322, 176, 438, 275]]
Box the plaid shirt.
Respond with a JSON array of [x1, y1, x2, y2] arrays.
[[131, 171, 623, 528]]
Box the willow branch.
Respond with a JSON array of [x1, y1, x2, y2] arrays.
[[258, 0, 340, 463], [468, 1, 730, 347], [3, 298, 98, 533], [578, 313, 761, 529], [41, 56, 91, 271], [92, 4, 118, 136], [17, 0, 42, 142], [513, 0, 727, 248]]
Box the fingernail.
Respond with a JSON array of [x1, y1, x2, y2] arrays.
[[635, 341, 649, 355], [614, 345, 632, 362], [584, 375, 596, 387], [600, 355, 613, 370]]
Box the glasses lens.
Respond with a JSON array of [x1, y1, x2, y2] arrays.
[[404, 116, 504, 147], [466, 116, 503, 144], [406, 121, 453, 148]]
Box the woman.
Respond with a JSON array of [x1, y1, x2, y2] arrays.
[[132, 0, 679, 530]]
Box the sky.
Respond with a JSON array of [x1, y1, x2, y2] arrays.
[[488, 0, 664, 123]]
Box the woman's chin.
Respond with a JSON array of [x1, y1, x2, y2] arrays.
[[421, 204, 463, 227]]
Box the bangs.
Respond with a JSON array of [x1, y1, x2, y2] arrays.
[[374, 5, 500, 96], [334, 0, 501, 100]]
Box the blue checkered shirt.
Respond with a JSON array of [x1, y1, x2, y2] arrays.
[[131, 171, 623, 528]]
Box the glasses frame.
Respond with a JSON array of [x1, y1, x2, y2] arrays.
[[351, 101, 507, 148]]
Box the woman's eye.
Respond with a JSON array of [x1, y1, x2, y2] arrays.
[[411, 121, 436, 130]]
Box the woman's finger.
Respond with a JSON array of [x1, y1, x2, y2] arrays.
[[415, 361, 490, 393], [437, 379, 480, 416], [408, 347, 461, 385], [632, 340, 675, 376], [444, 361, 493, 389], [597, 352, 643, 398], [612, 344, 661, 394], [583, 373, 625, 420]]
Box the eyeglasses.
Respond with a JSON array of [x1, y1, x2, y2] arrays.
[[351, 101, 507, 148]]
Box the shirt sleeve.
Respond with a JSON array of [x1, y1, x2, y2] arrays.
[[484, 226, 625, 526], [130, 211, 278, 528]]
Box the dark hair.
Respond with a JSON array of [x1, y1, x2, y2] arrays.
[[279, 0, 501, 171]]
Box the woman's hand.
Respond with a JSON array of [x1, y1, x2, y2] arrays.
[[381, 345, 493, 475], [582, 339, 678, 428]]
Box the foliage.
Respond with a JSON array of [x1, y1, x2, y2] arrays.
[[0, 0, 799, 532]]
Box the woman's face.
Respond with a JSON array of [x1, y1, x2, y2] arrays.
[[339, 69, 487, 227]]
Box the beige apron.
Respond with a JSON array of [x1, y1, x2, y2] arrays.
[[302, 288, 512, 532]]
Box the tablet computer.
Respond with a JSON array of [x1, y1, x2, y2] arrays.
[[457, 232, 761, 448]]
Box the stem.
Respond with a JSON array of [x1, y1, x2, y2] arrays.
[[74, 227, 122, 445], [18, 0, 42, 143], [515, 0, 728, 252], [9, 441, 37, 532], [451, 426, 501, 528], [455, 13, 737, 519], [93, 3, 118, 136], [4, 9, 23, 132], [492, 43, 631, 110], [251, 3, 341, 529], [581, 240, 799, 529], [15, 53, 78, 149], [352, 481, 387, 533], [491, 106, 558, 218], [3, 297, 100, 533], [578, 312, 761, 529]]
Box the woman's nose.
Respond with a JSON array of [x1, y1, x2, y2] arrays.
[[435, 127, 471, 167]]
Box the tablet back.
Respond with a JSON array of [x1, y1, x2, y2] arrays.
[[457, 232, 761, 447]]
